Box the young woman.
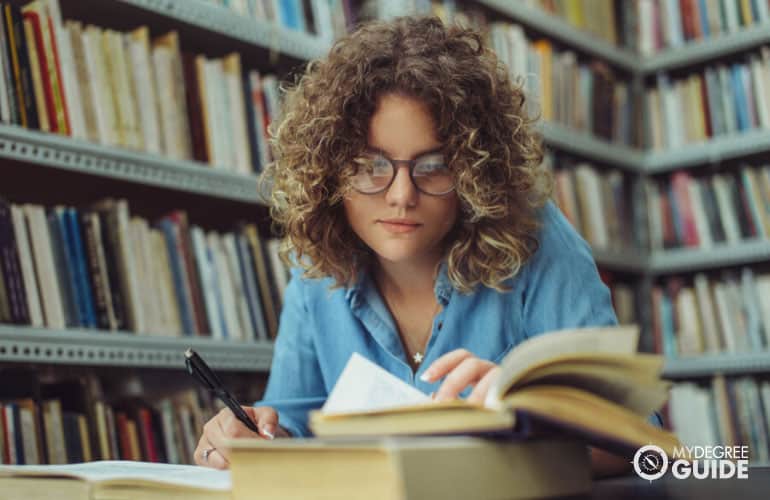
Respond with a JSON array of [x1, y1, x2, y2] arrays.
[[195, 16, 648, 476]]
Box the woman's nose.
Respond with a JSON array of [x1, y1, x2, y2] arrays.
[[385, 165, 419, 207]]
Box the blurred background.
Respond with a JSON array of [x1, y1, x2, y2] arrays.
[[0, 0, 768, 466]]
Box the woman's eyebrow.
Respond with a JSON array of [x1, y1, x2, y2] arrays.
[[364, 145, 443, 158]]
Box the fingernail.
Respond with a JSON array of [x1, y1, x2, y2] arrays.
[[262, 427, 275, 440], [419, 371, 432, 382]]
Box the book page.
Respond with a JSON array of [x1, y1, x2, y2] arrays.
[[322, 353, 430, 414], [485, 325, 640, 408], [0, 461, 230, 491]]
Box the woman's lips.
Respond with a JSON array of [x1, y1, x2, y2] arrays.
[[379, 221, 421, 233]]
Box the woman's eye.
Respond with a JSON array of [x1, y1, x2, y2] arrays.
[[369, 157, 391, 174], [415, 156, 447, 174]]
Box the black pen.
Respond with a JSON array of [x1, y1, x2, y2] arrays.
[[184, 348, 268, 437]]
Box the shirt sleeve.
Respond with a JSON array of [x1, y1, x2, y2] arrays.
[[255, 269, 326, 437], [521, 202, 664, 429], [519, 201, 618, 337]]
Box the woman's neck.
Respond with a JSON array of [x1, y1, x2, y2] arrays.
[[373, 253, 442, 304]]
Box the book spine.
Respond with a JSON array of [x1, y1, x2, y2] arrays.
[[81, 212, 111, 329], [236, 231, 269, 340], [171, 213, 209, 336], [181, 51, 208, 163], [60, 412, 83, 463], [21, 12, 53, 132], [138, 407, 159, 462], [8, 4, 38, 129], [10, 205, 43, 326], [245, 225, 279, 338], [0, 251, 11, 323], [56, 208, 86, 327], [24, 9, 59, 131], [43, 9, 71, 134], [0, 199, 30, 324], [67, 208, 98, 328], [159, 219, 195, 335], [0, 8, 18, 124], [96, 209, 126, 330]]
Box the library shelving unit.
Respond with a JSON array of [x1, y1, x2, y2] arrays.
[[390, 1, 770, 380], [3, 0, 770, 461], [0, 123, 265, 204], [0, 324, 273, 371], [0, 0, 333, 375]]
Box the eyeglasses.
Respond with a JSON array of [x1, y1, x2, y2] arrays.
[[349, 149, 455, 196]]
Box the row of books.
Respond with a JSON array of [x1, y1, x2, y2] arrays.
[[600, 272, 638, 326], [651, 267, 770, 356], [0, 374, 212, 465], [0, 197, 289, 340], [668, 375, 770, 463], [646, 47, 770, 150], [549, 158, 636, 251], [488, 23, 633, 145], [0, 0, 282, 173], [637, 0, 770, 56], [521, 0, 770, 56], [205, 0, 352, 40], [521, 0, 625, 47], [645, 166, 770, 250]]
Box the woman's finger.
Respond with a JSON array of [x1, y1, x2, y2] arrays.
[[252, 406, 279, 439], [206, 407, 258, 462], [194, 434, 229, 469], [420, 348, 474, 383], [204, 446, 229, 470], [434, 357, 495, 401], [467, 366, 501, 404]]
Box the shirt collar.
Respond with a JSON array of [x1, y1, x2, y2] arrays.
[[344, 260, 453, 308]]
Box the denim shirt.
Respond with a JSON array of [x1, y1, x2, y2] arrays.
[[257, 201, 662, 437]]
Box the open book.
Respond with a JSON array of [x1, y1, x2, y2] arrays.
[[309, 325, 681, 456], [0, 461, 230, 500]]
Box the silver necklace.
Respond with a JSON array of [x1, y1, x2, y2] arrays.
[[411, 302, 441, 365]]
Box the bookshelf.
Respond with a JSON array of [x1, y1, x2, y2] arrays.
[[0, 0, 768, 465], [540, 122, 645, 173], [120, 0, 331, 62], [0, 123, 264, 203], [663, 352, 770, 379], [591, 248, 648, 273], [0, 325, 273, 371], [474, 0, 637, 71], [644, 129, 770, 173], [0, 0, 341, 466], [640, 21, 770, 73], [393, 1, 770, 392], [649, 240, 770, 275]]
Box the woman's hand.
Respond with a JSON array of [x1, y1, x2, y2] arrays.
[[194, 406, 290, 469], [420, 349, 500, 404]]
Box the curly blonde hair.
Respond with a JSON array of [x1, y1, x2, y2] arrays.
[[264, 16, 551, 293]]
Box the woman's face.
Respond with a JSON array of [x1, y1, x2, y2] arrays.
[[343, 93, 459, 267]]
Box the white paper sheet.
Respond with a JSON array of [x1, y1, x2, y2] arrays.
[[0, 460, 231, 490], [322, 353, 430, 414]]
